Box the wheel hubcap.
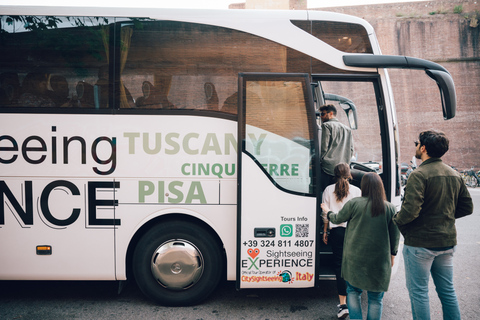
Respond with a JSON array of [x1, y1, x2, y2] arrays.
[[151, 240, 204, 290]]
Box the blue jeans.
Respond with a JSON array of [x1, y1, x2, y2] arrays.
[[346, 281, 385, 320], [403, 245, 460, 320]]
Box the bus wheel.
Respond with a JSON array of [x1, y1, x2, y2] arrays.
[[132, 221, 224, 306]]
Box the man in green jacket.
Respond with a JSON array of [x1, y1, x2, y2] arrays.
[[394, 130, 473, 320]]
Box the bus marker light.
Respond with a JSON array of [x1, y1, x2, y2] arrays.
[[36, 246, 52, 255]]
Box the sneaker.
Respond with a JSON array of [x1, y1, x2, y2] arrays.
[[337, 304, 349, 319]]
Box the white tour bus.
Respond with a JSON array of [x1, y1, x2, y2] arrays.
[[0, 6, 455, 305]]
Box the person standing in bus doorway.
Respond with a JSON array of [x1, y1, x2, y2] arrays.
[[394, 130, 473, 320], [321, 172, 400, 320], [322, 163, 361, 319], [319, 104, 354, 191]]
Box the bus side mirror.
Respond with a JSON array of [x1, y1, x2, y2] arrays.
[[312, 82, 325, 109], [425, 69, 456, 120], [324, 93, 358, 130], [345, 107, 358, 130], [343, 54, 457, 120]]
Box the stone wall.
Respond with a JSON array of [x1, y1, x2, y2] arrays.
[[317, 0, 480, 170]]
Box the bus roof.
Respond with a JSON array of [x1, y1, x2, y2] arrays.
[[0, 5, 373, 29], [0, 6, 378, 72]]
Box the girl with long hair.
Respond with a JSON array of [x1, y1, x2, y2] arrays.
[[322, 163, 361, 319], [321, 172, 400, 320]]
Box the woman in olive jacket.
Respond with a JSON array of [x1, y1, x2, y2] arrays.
[[321, 172, 400, 320]]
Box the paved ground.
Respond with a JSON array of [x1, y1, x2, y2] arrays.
[[0, 188, 478, 319]]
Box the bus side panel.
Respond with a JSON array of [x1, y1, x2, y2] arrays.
[[239, 155, 317, 288], [0, 177, 116, 280], [113, 116, 238, 280], [0, 114, 238, 280], [114, 204, 238, 281]]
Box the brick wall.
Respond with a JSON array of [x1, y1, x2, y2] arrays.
[[317, 0, 480, 170]]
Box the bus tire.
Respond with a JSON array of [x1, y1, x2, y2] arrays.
[[132, 220, 224, 306]]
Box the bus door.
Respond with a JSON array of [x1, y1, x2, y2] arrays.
[[313, 75, 396, 279], [236, 73, 319, 289]]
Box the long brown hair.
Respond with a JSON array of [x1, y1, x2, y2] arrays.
[[360, 172, 386, 217], [334, 163, 352, 202]]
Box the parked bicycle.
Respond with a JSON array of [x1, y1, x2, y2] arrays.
[[464, 167, 480, 188]]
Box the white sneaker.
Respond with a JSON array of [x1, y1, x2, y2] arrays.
[[337, 304, 349, 319]]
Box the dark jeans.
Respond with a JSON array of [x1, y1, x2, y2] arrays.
[[330, 227, 347, 296]]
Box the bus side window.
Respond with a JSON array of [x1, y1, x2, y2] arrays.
[[0, 16, 111, 110], [0, 72, 20, 108], [154, 75, 174, 109], [136, 81, 158, 108], [18, 72, 56, 108], [48, 75, 71, 107], [222, 92, 237, 114], [204, 82, 219, 110], [131, 75, 174, 110], [76, 81, 95, 108]]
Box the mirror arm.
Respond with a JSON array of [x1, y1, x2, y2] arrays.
[[343, 54, 456, 120]]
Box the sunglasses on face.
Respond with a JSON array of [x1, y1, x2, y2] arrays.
[[414, 141, 419, 147]]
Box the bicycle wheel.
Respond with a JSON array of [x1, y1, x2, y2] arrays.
[[466, 175, 476, 188]]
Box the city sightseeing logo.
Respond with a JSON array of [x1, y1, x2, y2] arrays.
[[278, 270, 294, 284], [246, 249, 294, 283], [242, 249, 297, 284]]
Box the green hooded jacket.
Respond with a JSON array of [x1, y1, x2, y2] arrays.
[[328, 197, 400, 292]]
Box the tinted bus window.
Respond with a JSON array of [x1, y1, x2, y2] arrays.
[[0, 16, 111, 109], [122, 21, 298, 113]]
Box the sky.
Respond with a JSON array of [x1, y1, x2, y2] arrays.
[[0, 0, 428, 9]]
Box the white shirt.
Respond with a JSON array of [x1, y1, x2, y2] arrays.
[[322, 183, 361, 228]]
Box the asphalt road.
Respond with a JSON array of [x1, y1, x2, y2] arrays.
[[1, 188, 479, 320]]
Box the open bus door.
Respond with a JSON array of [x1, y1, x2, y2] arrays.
[[236, 73, 320, 289]]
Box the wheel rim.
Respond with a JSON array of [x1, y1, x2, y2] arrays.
[[467, 176, 475, 187], [150, 240, 204, 291]]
